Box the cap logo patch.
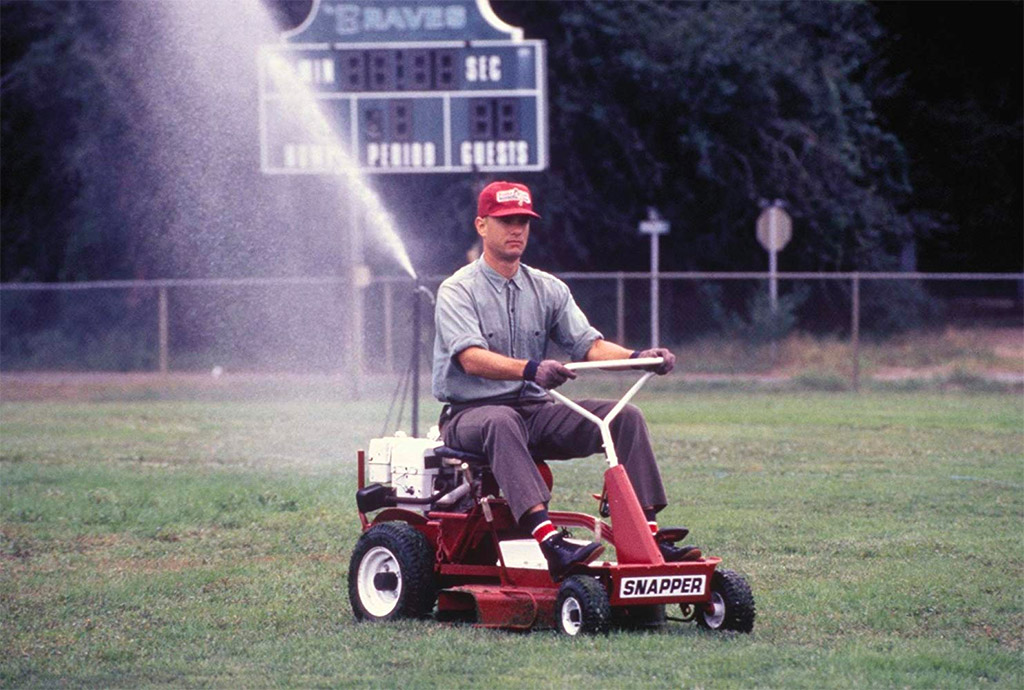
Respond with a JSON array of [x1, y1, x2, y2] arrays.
[[495, 188, 531, 206]]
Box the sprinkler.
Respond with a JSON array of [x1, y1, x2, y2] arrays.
[[410, 282, 435, 437], [380, 278, 435, 439]]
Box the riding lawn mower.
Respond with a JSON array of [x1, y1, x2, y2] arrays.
[[349, 357, 755, 635]]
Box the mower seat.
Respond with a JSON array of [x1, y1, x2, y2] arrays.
[[433, 446, 554, 492], [433, 446, 489, 465]]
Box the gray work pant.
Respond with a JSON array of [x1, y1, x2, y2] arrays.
[[441, 399, 667, 521]]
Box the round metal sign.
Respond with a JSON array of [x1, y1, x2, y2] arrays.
[[756, 206, 792, 252]]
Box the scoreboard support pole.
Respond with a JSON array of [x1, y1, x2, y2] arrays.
[[349, 197, 365, 397]]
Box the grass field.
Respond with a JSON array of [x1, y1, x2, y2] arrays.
[[1, 383, 1021, 688]]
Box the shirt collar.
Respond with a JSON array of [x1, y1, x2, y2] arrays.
[[478, 257, 523, 292]]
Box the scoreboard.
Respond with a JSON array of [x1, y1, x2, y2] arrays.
[[258, 0, 548, 174]]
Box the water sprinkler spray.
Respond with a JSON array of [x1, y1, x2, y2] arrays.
[[262, 52, 418, 281]]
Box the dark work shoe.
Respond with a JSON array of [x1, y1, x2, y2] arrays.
[[540, 532, 605, 581], [659, 542, 702, 562]]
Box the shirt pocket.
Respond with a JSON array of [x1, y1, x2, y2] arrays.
[[479, 308, 509, 355], [521, 313, 547, 360]]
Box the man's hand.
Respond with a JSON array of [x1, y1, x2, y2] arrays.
[[524, 359, 577, 389], [631, 347, 676, 375]]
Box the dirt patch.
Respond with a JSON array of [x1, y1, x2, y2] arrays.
[[0, 371, 355, 402], [872, 365, 953, 381], [3, 327, 1022, 400]]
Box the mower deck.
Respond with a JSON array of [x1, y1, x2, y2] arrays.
[[437, 555, 722, 629]]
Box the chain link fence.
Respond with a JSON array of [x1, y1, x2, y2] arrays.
[[2, 272, 1021, 389]]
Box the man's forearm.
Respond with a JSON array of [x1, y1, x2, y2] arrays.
[[584, 339, 635, 361], [457, 340, 637, 380], [456, 346, 530, 380]]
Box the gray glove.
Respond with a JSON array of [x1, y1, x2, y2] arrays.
[[523, 359, 577, 389], [631, 347, 676, 375]]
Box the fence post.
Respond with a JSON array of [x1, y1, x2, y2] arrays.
[[616, 272, 625, 345], [158, 286, 169, 374], [650, 244, 660, 348], [851, 273, 860, 391]]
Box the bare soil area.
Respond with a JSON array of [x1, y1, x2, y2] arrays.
[[2, 327, 1021, 400]]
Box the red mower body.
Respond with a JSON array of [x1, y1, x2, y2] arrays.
[[356, 459, 731, 632], [349, 358, 755, 635]]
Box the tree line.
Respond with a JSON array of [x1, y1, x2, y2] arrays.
[[1, 1, 1020, 356]]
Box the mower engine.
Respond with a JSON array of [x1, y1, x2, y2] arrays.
[[359, 432, 469, 515]]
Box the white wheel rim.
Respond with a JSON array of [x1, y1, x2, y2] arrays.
[[560, 596, 583, 635], [357, 546, 402, 618], [703, 591, 726, 629]]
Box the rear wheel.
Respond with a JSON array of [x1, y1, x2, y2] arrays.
[[555, 575, 610, 636], [696, 569, 755, 633], [349, 522, 436, 622]]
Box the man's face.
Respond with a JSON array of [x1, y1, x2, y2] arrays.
[[476, 214, 531, 262]]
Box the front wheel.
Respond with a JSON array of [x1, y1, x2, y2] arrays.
[[696, 569, 755, 633], [555, 575, 610, 636], [612, 604, 666, 631], [348, 522, 436, 622]]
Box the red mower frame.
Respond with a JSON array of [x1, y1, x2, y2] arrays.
[[349, 358, 755, 635]]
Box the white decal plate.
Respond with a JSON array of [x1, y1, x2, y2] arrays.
[[620, 575, 706, 599]]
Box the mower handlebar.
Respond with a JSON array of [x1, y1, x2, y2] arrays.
[[547, 358, 661, 469], [563, 356, 663, 371]]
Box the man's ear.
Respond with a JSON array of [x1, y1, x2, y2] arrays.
[[474, 216, 487, 238]]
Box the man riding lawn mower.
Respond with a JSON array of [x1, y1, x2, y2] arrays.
[[347, 182, 755, 634]]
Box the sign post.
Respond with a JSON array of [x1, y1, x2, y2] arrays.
[[756, 201, 792, 313], [639, 208, 670, 348]]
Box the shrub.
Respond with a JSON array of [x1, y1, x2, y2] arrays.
[[702, 283, 809, 345]]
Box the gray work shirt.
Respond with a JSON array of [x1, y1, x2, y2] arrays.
[[432, 258, 603, 403]]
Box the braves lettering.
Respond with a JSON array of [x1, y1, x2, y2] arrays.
[[327, 3, 468, 36]]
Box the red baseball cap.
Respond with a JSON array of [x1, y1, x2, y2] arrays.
[[477, 181, 541, 219]]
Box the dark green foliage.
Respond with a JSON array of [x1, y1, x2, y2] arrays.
[[1, 2, 162, 283], [0, 288, 158, 370], [874, 2, 1023, 273], [703, 283, 809, 344], [2, 0, 1018, 342], [497, 1, 917, 274], [859, 280, 943, 337], [487, 0, 966, 330]]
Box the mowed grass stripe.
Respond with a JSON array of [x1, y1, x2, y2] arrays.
[[2, 392, 1021, 688]]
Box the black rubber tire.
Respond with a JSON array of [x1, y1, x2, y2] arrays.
[[696, 568, 755, 633], [612, 604, 667, 631], [348, 522, 436, 622], [555, 575, 611, 636]]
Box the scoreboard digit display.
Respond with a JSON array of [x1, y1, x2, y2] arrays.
[[259, 0, 548, 175]]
